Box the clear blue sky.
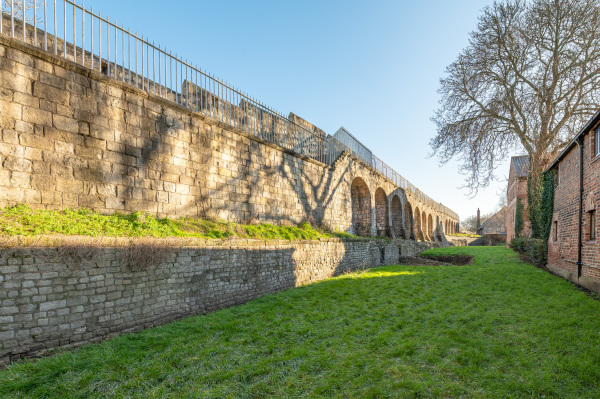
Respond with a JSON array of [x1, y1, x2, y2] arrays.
[[84, 0, 511, 222]]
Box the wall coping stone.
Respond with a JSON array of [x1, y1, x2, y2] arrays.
[[0, 235, 373, 249]]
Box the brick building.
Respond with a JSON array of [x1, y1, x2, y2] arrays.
[[546, 109, 600, 294], [506, 156, 530, 245]]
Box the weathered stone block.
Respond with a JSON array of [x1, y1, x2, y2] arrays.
[[39, 300, 67, 311], [13, 92, 39, 108], [19, 133, 54, 151], [3, 156, 31, 172], [53, 114, 79, 134], [33, 82, 69, 106], [23, 107, 52, 126], [0, 99, 21, 120], [10, 171, 30, 188], [0, 70, 31, 93], [40, 191, 62, 205]]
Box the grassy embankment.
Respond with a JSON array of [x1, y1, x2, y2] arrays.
[[1, 246, 600, 398], [0, 205, 355, 240]]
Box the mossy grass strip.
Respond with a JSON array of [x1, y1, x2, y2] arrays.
[[0, 205, 356, 241]]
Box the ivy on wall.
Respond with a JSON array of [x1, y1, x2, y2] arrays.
[[527, 175, 543, 239], [540, 170, 555, 242], [515, 198, 524, 238]]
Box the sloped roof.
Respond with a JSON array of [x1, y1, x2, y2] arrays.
[[479, 206, 507, 230], [511, 156, 530, 178], [546, 107, 600, 172]]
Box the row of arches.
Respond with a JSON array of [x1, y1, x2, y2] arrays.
[[350, 177, 458, 240]]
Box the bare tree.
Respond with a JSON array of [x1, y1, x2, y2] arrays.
[[431, 0, 600, 195], [2, 0, 42, 23]]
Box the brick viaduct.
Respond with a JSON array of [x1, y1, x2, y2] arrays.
[[0, 32, 459, 241]]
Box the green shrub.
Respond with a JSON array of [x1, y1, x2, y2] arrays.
[[510, 237, 547, 267], [509, 237, 527, 253]]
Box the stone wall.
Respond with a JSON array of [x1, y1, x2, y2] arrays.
[[0, 34, 459, 237], [0, 237, 436, 364]]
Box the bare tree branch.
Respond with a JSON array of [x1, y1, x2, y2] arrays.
[[2, 0, 42, 24], [431, 0, 600, 194]]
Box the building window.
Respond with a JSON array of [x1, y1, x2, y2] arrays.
[[595, 127, 600, 158], [553, 221, 558, 242], [590, 210, 596, 241]]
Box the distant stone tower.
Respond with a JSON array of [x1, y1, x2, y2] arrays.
[[476, 208, 481, 233]]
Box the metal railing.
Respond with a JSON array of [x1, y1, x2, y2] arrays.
[[0, 0, 330, 164], [0, 0, 459, 221], [334, 128, 459, 220]]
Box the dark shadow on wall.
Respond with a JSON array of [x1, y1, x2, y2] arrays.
[[0, 238, 383, 364]]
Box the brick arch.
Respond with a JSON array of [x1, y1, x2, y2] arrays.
[[422, 212, 428, 240], [351, 177, 372, 236], [414, 207, 423, 240], [404, 201, 414, 240], [391, 194, 404, 238], [374, 188, 390, 237]]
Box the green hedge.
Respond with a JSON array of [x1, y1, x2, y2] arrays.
[[510, 237, 547, 267]]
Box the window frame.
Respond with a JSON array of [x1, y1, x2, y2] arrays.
[[590, 210, 596, 241], [595, 127, 600, 158]]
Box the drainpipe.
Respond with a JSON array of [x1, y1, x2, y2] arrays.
[[577, 136, 584, 280]]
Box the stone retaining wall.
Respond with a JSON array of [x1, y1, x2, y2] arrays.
[[0, 237, 436, 364], [0, 34, 459, 236]]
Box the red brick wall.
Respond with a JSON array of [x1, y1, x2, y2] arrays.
[[548, 131, 600, 291]]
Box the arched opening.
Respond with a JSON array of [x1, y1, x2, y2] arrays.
[[391, 195, 404, 238], [445, 220, 448, 235], [422, 212, 428, 240], [428, 214, 433, 239], [375, 188, 390, 237], [404, 201, 414, 240], [351, 177, 372, 236], [436, 215, 441, 240], [414, 207, 423, 240]]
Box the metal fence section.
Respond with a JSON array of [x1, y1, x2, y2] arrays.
[[332, 128, 372, 165], [335, 128, 458, 220], [0, 0, 329, 164], [0, 0, 458, 221]]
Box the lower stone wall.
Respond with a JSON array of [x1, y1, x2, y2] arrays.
[[0, 237, 437, 364]]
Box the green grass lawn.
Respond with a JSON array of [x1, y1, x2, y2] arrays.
[[2, 246, 600, 398], [0, 205, 355, 240]]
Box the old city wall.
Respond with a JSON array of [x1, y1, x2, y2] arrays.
[[0, 35, 458, 236], [0, 29, 459, 363], [0, 236, 438, 364]]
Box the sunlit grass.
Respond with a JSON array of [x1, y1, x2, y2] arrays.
[[0, 205, 356, 240], [1, 246, 600, 398]]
